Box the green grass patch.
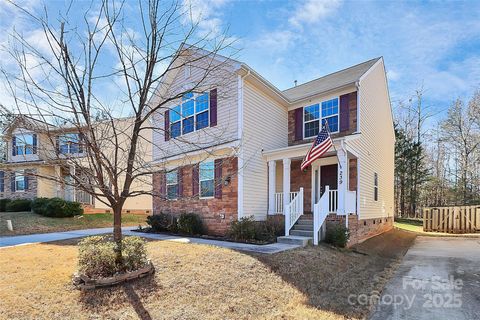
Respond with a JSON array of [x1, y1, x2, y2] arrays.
[[0, 211, 148, 236]]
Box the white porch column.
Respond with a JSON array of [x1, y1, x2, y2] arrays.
[[268, 160, 276, 215], [337, 148, 348, 216], [282, 158, 291, 214]]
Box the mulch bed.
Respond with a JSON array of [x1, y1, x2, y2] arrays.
[[132, 227, 275, 245]]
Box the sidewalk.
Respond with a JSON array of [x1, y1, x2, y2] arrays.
[[0, 227, 300, 254]]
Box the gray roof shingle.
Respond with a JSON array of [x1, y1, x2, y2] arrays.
[[282, 57, 381, 101]]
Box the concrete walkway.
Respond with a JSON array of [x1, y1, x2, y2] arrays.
[[370, 236, 480, 320], [0, 228, 300, 254]]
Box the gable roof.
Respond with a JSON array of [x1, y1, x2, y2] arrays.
[[282, 57, 381, 101]]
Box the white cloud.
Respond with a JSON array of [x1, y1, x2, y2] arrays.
[[254, 30, 298, 52], [182, 0, 229, 39], [289, 0, 343, 28]]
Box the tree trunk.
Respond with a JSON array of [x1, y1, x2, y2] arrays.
[[113, 205, 123, 266]]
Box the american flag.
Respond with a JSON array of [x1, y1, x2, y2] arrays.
[[300, 122, 333, 171]]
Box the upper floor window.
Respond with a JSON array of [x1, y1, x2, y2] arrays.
[[303, 98, 339, 138], [14, 134, 34, 155], [59, 133, 82, 154], [374, 172, 378, 201], [170, 92, 209, 139], [166, 170, 178, 200], [199, 161, 214, 198]]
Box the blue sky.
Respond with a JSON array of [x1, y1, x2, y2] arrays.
[[1, 0, 480, 118]]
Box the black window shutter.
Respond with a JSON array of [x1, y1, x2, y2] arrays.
[[294, 108, 303, 140], [164, 110, 170, 141], [12, 136, 16, 156], [339, 94, 350, 132], [0, 171, 4, 192], [214, 159, 222, 199], [209, 88, 217, 127], [10, 172, 15, 192], [32, 134, 38, 154], [55, 136, 60, 154], [24, 171, 29, 190]]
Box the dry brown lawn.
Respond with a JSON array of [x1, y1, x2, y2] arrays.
[[0, 211, 147, 236], [0, 229, 416, 320]]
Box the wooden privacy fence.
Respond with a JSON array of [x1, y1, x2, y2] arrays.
[[423, 206, 480, 233]]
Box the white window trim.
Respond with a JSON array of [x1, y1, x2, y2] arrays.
[[199, 161, 215, 199], [59, 134, 82, 155], [166, 170, 178, 200], [14, 134, 34, 156], [14, 171, 25, 192], [170, 92, 209, 139], [303, 97, 340, 139]]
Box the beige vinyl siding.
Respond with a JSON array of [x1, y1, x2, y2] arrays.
[[242, 80, 288, 220], [151, 60, 239, 161], [349, 60, 394, 219], [37, 166, 58, 198]]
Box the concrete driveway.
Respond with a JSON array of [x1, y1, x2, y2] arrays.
[[370, 236, 480, 320]]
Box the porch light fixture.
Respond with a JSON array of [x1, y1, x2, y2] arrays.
[[223, 176, 231, 186]]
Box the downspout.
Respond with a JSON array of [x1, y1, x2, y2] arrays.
[[340, 140, 349, 230], [236, 69, 250, 219]]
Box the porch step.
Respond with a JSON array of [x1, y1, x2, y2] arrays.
[[295, 219, 313, 226], [277, 235, 312, 247], [290, 230, 314, 237], [293, 224, 312, 231]]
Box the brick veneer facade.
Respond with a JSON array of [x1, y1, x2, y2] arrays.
[[290, 160, 312, 214], [0, 169, 38, 201], [152, 157, 238, 236], [326, 214, 394, 246], [288, 91, 358, 146], [289, 158, 358, 213]]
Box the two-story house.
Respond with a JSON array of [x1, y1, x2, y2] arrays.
[[150, 46, 395, 245], [0, 116, 152, 214]]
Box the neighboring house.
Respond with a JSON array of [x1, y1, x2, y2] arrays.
[[0, 116, 152, 214], [150, 47, 395, 245]]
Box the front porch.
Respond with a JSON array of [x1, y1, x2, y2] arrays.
[[264, 140, 358, 245], [57, 166, 93, 205]]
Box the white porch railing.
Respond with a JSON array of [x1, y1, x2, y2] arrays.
[[314, 185, 331, 245], [328, 189, 338, 213], [274, 191, 299, 214], [285, 188, 304, 236], [75, 189, 93, 205]]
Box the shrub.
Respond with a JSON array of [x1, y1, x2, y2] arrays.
[[254, 218, 285, 242], [42, 198, 83, 217], [5, 199, 32, 212], [122, 236, 149, 272], [0, 199, 11, 212], [78, 235, 149, 278], [78, 236, 118, 278], [228, 216, 256, 241], [147, 213, 177, 232], [177, 213, 204, 235], [325, 224, 350, 248], [31, 197, 50, 216], [228, 217, 284, 243]]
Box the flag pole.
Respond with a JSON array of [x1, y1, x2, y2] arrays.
[[324, 120, 342, 169]]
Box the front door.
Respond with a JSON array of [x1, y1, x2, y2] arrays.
[[320, 164, 338, 196]]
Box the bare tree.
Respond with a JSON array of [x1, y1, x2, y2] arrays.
[[441, 92, 480, 204], [0, 0, 236, 264]]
